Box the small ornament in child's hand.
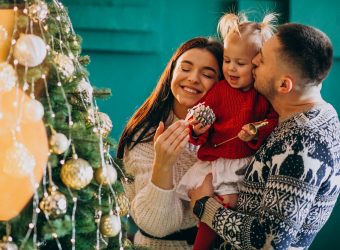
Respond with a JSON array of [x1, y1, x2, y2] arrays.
[[248, 120, 269, 135], [186, 102, 216, 127]]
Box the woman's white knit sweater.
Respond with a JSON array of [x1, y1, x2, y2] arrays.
[[123, 115, 198, 249]]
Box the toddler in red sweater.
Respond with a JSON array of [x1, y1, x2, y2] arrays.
[[176, 12, 279, 249]]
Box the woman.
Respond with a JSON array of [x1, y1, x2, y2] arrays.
[[117, 37, 223, 249]]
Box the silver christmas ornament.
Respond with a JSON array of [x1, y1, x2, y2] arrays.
[[2, 142, 35, 178], [24, 99, 44, 122], [100, 214, 121, 237], [60, 158, 93, 190], [0, 238, 18, 250], [187, 102, 216, 127], [97, 112, 112, 137], [54, 53, 75, 79], [28, 1, 49, 23], [94, 164, 117, 186], [13, 34, 47, 67], [49, 133, 70, 154], [39, 188, 67, 218], [0, 62, 17, 93]]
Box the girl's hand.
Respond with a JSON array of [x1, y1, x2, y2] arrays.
[[238, 123, 257, 142], [189, 117, 211, 136], [152, 120, 189, 189]]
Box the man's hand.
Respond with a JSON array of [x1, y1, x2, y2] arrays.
[[188, 174, 214, 208]]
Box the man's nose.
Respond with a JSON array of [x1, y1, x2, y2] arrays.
[[252, 54, 259, 66]]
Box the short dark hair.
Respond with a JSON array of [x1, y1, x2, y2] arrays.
[[276, 23, 333, 85]]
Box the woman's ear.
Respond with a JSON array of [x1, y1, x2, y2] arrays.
[[278, 76, 293, 94]]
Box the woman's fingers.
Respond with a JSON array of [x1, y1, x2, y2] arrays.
[[154, 121, 165, 142]]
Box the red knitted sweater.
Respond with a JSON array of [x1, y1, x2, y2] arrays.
[[190, 79, 278, 161]]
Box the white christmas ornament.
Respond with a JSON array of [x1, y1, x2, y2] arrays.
[[28, 1, 49, 23], [54, 53, 75, 78], [95, 164, 117, 186], [13, 34, 47, 67], [2, 142, 36, 177], [24, 99, 44, 122], [78, 78, 93, 98], [50, 133, 70, 154], [0, 62, 17, 93]]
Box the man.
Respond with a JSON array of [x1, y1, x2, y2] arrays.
[[189, 23, 340, 249]]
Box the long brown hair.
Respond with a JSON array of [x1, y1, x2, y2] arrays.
[[116, 37, 223, 159]]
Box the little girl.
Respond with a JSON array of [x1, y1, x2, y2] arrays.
[[176, 12, 279, 249]]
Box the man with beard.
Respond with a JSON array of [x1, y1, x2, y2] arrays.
[[189, 23, 340, 249]]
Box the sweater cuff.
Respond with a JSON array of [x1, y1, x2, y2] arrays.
[[201, 198, 223, 228], [147, 180, 176, 205]]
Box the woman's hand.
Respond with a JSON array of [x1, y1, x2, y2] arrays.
[[151, 120, 189, 189]]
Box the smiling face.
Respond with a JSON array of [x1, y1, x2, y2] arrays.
[[171, 48, 219, 118], [223, 33, 259, 91]]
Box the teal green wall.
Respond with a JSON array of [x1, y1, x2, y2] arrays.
[[64, 0, 340, 248]]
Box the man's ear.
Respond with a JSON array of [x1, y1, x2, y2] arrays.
[[278, 76, 293, 93]]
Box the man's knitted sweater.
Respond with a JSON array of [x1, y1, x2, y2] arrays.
[[200, 103, 340, 249], [123, 114, 198, 250], [190, 80, 278, 161]]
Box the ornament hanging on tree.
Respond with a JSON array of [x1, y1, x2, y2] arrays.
[[97, 112, 112, 137], [99, 214, 121, 237], [186, 102, 216, 127], [28, 1, 49, 23], [2, 142, 35, 178], [116, 193, 129, 217], [54, 53, 75, 79], [23, 99, 44, 122], [0, 236, 18, 250], [13, 34, 47, 67], [0, 62, 17, 93], [69, 78, 93, 109], [94, 164, 117, 186], [39, 186, 67, 218], [49, 132, 70, 154], [60, 158, 93, 190]]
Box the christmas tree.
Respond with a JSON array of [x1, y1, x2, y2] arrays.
[[0, 0, 135, 249]]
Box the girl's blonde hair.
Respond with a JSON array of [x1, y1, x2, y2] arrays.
[[217, 12, 278, 50]]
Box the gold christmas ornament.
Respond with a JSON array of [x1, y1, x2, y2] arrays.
[[54, 53, 75, 79], [28, 1, 49, 23], [94, 164, 117, 186], [0, 62, 17, 93], [60, 158, 93, 190], [97, 112, 112, 137], [23, 99, 44, 122], [99, 214, 121, 237], [2, 142, 35, 178], [13, 34, 47, 67], [116, 194, 129, 217], [39, 188, 67, 218], [49, 133, 70, 154]]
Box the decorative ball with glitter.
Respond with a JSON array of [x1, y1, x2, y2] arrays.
[[116, 193, 130, 217], [49, 132, 70, 154], [54, 53, 75, 79], [69, 78, 93, 109], [0, 237, 18, 250], [2, 142, 35, 178], [39, 188, 67, 218], [94, 164, 117, 186], [187, 102, 216, 127], [28, 1, 49, 23], [97, 112, 112, 137], [24, 99, 44, 122], [100, 214, 121, 237], [0, 25, 8, 43], [13, 34, 47, 67], [0, 62, 17, 93], [60, 158, 93, 190]]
